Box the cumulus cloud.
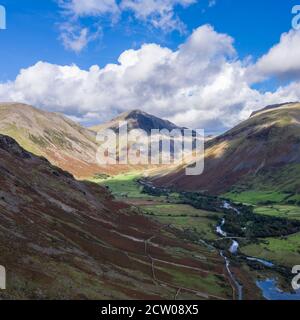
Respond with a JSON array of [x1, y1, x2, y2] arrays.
[[249, 29, 300, 82], [57, 0, 198, 51], [1, 25, 300, 132]]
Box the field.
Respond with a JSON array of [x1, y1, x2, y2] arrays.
[[96, 173, 223, 243], [91, 172, 157, 199], [254, 205, 300, 220], [224, 190, 288, 205], [142, 204, 220, 241], [225, 189, 300, 220], [241, 232, 300, 268]]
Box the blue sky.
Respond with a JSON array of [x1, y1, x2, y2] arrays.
[[0, 0, 300, 131], [0, 0, 297, 81]]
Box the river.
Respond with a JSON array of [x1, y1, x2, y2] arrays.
[[246, 257, 274, 268], [220, 251, 243, 300]]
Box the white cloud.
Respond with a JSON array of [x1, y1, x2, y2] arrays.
[[1, 25, 300, 132], [120, 0, 196, 33], [58, 0, 119, 52], [57, 0, 198, 52], [249, 29, 300, 82], [59, 23, 102, 52], [59, 0, 120, 17]]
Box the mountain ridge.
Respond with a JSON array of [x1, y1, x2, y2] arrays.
[[152, 102, 300, 200], [0, 103, 133, 178]]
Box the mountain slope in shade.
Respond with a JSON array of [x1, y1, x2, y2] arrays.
[[90, 109, 186, 134], [152, 102, 300, 196], [0, 103, 130, 178], [0, 134, 232, 300]]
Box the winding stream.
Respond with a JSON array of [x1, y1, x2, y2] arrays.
[[220, 251, 243, 300], [246, 257, 274, 268], [216, 217, 243, 300]]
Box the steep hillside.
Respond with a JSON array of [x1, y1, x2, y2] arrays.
[[0, 103, 129, 178], [152, 103, 300, 202], [0, 134, 231, 299]]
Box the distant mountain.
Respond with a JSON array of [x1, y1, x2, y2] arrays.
[[91, 109, 201, 167], [0, 103, 130, 178], [90, 109, 186, 134], [0, 134, 228, 299], [152, 102, 300, 201]]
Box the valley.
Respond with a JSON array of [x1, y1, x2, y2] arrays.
[[94, 172, 300, 300], [1, 102, 300, 300]]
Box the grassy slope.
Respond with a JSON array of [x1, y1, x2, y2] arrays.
[[96, 173, 220, 241], [2, 136, 235, 300], [93, 172, 234, 298], [0, 103, 137, 179], [143, 204, 220, 241]]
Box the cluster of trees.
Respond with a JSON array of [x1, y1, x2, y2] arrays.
[[141, 184, 167, 197], [224, 212, 300, 239], [93, 173, 111, 180], [141, 181, 300, 239]]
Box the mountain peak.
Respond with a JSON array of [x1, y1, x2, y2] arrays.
[[91, 109, 186, 134], [116, 109, 148, 120]]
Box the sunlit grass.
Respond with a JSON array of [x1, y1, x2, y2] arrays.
[[241, 232, 300, 268]]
